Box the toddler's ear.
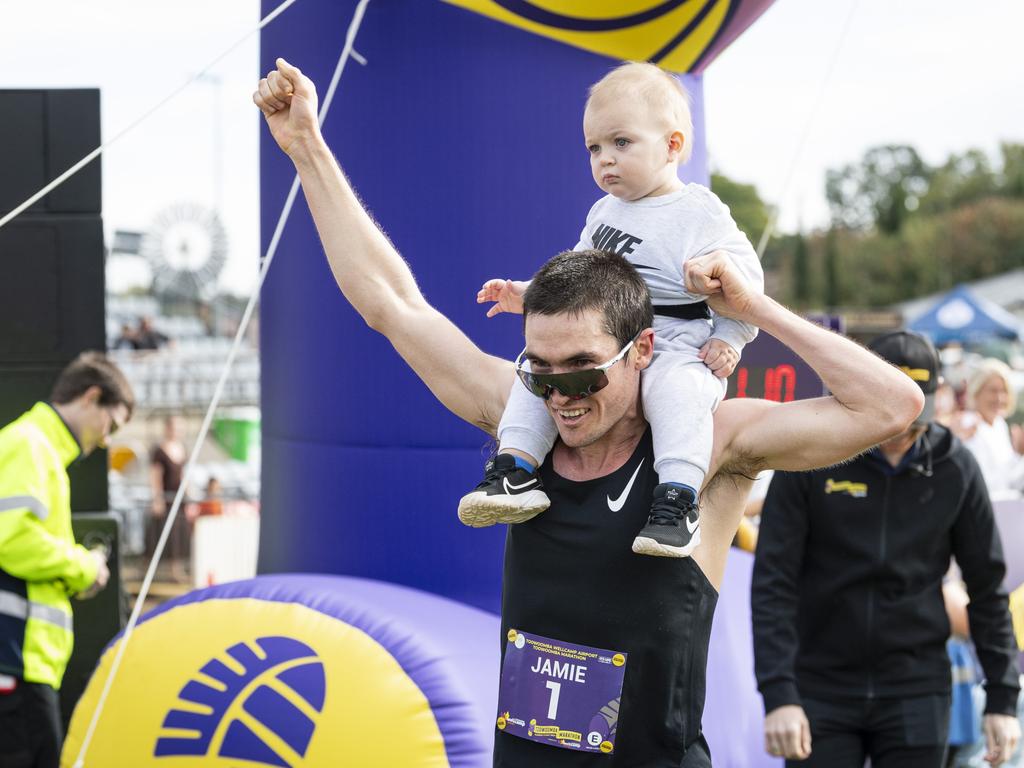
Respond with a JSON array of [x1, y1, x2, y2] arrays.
[[668, 130, 686, 159]]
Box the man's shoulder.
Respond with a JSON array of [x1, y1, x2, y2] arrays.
[[0, 410, 38, 450]]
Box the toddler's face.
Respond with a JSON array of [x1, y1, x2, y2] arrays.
[[583, 96, 681, 201]]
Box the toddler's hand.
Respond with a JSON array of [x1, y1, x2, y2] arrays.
[[700, 339, 739, 378], [477, 279, 529, 317]]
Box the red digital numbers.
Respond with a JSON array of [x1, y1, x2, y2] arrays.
[[732, 365, 797, 402], [735, 367, 748, 398], [764, 364, 796, 402]]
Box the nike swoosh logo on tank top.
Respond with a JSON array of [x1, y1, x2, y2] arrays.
[[607, 459, 644, 512]]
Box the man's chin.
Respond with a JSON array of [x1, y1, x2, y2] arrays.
[[556, 426, 599, 450]]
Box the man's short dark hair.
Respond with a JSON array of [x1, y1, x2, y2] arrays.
[[523, 249, 653, 347], [51, 352, 135, 419]]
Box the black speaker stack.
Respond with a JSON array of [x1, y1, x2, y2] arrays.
[[0, 90, 125, 725], [0, 89, 108, 510]]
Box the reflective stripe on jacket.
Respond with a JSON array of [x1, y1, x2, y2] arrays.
[[0, 402, 97, 688]]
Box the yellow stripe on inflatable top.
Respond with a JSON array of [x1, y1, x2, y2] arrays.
[[442, 0, 733, 73]]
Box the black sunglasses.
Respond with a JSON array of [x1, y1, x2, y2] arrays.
[[514, 332, 641, 401]]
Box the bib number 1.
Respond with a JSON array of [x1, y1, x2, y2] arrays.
[[546, 680, 561, 719], [496, 629, 627, 755]]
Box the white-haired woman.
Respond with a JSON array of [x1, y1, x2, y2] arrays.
[[958, 359, 1024, 499]]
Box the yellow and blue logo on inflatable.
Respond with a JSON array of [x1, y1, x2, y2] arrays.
[[154, 636, 324, 765], [63, 598, 450, 767], [442, 0, 742, 73]]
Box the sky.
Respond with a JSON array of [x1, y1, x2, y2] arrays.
[[704, 0, 1024, 234], [1, 0, 262, 295], [1, 0, 1022, 295]]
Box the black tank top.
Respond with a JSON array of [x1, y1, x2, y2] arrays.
[[495, 429, 719, 767]]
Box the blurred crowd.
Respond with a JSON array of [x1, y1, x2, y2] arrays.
[[104, 313, 261, 587]]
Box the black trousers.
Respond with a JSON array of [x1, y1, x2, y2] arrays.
[[0, 680, 62, 768], [788, 694, 950, 768]]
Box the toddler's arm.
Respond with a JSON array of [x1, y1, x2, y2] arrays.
[[693, 189, 765, 354], [477, 278, 530, 317], [479, 209, 596, 317]]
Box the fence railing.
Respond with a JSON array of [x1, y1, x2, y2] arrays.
[[108, 345, 260, 411]]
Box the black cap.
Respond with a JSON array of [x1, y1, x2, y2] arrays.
[[868, 330, 939, 425]]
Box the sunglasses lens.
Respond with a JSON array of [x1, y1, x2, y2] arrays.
[[553, 372, 595, 398], [519, 370, 608, 400], [517, 371, 550, 398], [560, 371, 608, 399]]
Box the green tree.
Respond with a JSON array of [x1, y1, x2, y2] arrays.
[[999, 143, 1024, 198], [710, 172, 771, 247], [801, 197, 1024, 308], [825, 145, 931, 233], [792, 233, 811, 307], [823, 228, 840, 309], [919, 148, 997, 215]]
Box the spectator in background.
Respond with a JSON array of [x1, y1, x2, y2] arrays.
[[112, 323, 138, 351], [0, 353, 132, 767], [944, 578, 983, 765], [753, 331, 1020, 767], [955, 359, 1024, 499], [944, 578, 1024, 767], [197, 477, 224, 517], [134, 317, 169, 351], [148, 415, 189, 582]]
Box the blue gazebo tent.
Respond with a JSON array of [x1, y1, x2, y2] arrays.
[[908, 285, 1023, 345]]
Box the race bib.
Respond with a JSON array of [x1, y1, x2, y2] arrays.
[[496, 629, 626, 754]]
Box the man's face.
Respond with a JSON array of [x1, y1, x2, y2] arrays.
[[522, 310, 646, 449], [79, 398, 129, 457], [879, 423, 927, 457], [583, 95, 680, 201]]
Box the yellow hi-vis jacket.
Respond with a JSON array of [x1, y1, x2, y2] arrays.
[[0, 402, 98, 689]]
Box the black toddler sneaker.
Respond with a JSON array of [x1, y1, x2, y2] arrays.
[[457, 454, 550, 528], [631, 483, 701, 557]]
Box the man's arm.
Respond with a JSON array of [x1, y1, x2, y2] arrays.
[[0, 512, 99, 593], [684, 252, 924, 472], [255, 59, 512, 434], [752, 471, 809, 713], [0, 447, 98, 593]]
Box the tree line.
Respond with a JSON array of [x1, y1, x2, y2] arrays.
[[712, 143, 1024, 310]]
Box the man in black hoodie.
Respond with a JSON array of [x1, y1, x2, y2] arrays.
[[752, 330, 1021, 767]]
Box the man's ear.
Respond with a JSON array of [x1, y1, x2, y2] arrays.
[[81, 384, 103, 406], [635, 328, 656, 369]]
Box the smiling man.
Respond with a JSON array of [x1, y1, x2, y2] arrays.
[[254, 58, 924, 766], [0, 351, 133, 767]]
